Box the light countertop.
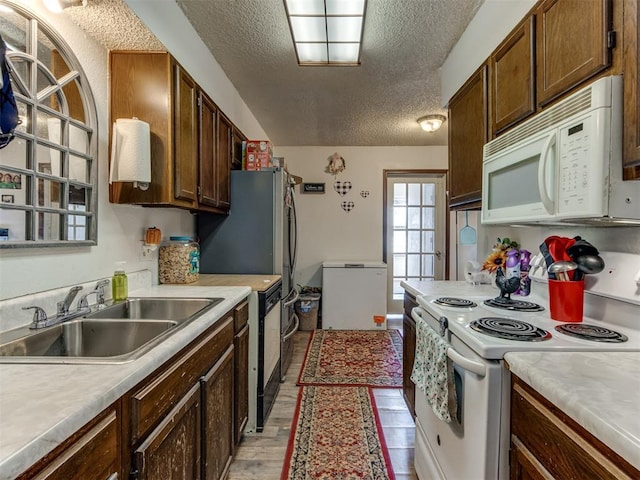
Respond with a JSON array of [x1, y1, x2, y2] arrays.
[[402, 279, 640, 472], [0, 284, 251, 480], [505, 351, 640, 471], [191, 274, 281, 292]]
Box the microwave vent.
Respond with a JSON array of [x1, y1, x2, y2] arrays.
[[485, 88, 592, 157]]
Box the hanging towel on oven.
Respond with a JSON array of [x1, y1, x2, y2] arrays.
[[411, 315, 458, 423]]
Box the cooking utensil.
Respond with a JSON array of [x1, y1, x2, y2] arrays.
[[548, 261, 578, 281], [459, 211, 477, 245], [567, 237, 599, 258], [539, 242, 556, 279], [575, 255, 605, 275]]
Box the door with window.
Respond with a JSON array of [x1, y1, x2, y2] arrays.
[[385, 174, 447, 312]]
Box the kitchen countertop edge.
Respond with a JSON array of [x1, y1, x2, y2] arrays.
[[505, 351, 640, 471], [0, 285, 251, 480]]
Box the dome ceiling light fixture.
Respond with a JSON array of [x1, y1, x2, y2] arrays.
[[283, 0, 367, 66], [417, 114, 447, 132]]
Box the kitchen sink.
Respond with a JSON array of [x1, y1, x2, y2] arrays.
[[85, 297, 222, 323], [0, 297, 223, 364]]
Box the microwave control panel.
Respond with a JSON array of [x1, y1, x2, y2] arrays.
[[558, 116, 604, 214]]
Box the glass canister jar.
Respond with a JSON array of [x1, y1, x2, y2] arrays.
[[158, 236, 200, 284]]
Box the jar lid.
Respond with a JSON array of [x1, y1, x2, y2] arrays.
[[169, 236, 193, 241]]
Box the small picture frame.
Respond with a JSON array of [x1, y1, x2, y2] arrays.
[[1, 194, 14, 203], [302, 182, 325, 194]]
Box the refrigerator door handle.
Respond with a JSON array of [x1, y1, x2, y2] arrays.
[[283, 289, 299, 307], [282, 313, 300, 342]]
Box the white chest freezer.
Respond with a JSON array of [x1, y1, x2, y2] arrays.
[[321, 261, 387, 330]]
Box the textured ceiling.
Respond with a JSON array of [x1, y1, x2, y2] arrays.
[[66, 0, 483, 147]]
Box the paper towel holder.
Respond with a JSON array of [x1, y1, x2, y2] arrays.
[[110, 117, 151, 191]]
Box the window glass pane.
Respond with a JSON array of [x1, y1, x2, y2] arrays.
[[36, 63, 57, 99], [0, 11, 28, 54], [0, 138, 29, 170], [69, 185, 88, 207], [9, 57, 31, 93], [407, 183, 421, 205], [15, 101, 29, 134], [407, 206, 420, 228], [407, 231, 420, 253], [393, 183, 406, 205], [69, 154, 88, 183], [422, 183, 435, 205], [0, 170, 23, 190], [393, 254, 406, 276], [422, 231, 434, 252], [37, 177, 62, 207], [422, 255, 435, 276], [393, 279, 405, 297], [37, 212, 62, 240], [422, 206, 435, 229], [393, 231, 406, 253], [69, 124, 89, 154], [37, 111, 63, 144], [38, 147, 62, 177], [0, 209, 27, 241], [393, 206, 406, 227], [407, 254, 420, 276]]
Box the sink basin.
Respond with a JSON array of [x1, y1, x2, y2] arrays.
[[0, 297, 224, 364], [0, 319, 176, 363], [86, 297, 222, 323]]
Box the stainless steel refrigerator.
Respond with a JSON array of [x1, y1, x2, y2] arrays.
[[197, 168, 299, 381]]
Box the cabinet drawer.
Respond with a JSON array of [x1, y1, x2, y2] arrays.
[[29, 409, 118, 480], [234, 300, 249, 332], [511, 380, 635, 480], [131, 316, 234, 444]]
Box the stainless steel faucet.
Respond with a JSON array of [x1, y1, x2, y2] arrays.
[[57, 286, 83, 317], [23, 285, 87, 330], [78, 279, 110, 310]]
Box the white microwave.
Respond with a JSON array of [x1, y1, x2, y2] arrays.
[[481, 75, 640, 225]]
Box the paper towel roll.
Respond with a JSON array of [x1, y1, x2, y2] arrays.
[[109, 118, 151, 188]]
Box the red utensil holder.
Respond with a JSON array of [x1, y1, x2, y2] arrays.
[[548, 279, 584, 322]]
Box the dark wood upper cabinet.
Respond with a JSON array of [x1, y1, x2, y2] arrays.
[[536, 0, 612, 107], [448, 64, 489, 209], [216, 114, 233, 211], [174, 65, 199, 203], [490, 15, 536, 135], [198, 92, 218, 208], [109, 51, 246, 213], [623, 0, 640, 176]]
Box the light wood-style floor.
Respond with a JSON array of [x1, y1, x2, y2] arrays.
[[228, 325, 417, 480]]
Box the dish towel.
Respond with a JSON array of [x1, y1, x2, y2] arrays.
[[410, 315, 458, 423]]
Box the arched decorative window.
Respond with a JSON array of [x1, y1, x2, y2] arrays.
[[0, 0, 98, 247]]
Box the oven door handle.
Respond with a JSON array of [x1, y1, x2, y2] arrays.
[[446, 347, 486, 377], [411, 307, 486, 377]]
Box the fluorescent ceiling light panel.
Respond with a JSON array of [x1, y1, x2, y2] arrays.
[[284, 0, 366, 66]]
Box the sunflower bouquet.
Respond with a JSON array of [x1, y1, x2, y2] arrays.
[[482, 237, 520, 273]]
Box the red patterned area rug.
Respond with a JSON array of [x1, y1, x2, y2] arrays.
[[281, 386, 396, 480], [297, 329, 403, 387]]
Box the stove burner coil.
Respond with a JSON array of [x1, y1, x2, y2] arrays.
[[434, 297, 478, 308], [555, 324, 628, 343], [484, 297, 545, 312], [470, 317, 551, 342]]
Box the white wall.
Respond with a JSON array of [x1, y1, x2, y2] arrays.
[[274, 146, 448, 288], [0, 1, 266, 302], [441, 0, 536, 105]]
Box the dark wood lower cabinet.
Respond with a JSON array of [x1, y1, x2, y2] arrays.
[[202, 347, 234, 480], [134, 384, 202, 480], [402, 292, 418, 417], [510, 376, 639, 480]]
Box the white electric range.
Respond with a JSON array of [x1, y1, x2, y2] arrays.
[[411, 252, 640, 480]]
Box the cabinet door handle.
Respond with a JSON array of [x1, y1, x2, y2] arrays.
[[106, 473, 118, 480]]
